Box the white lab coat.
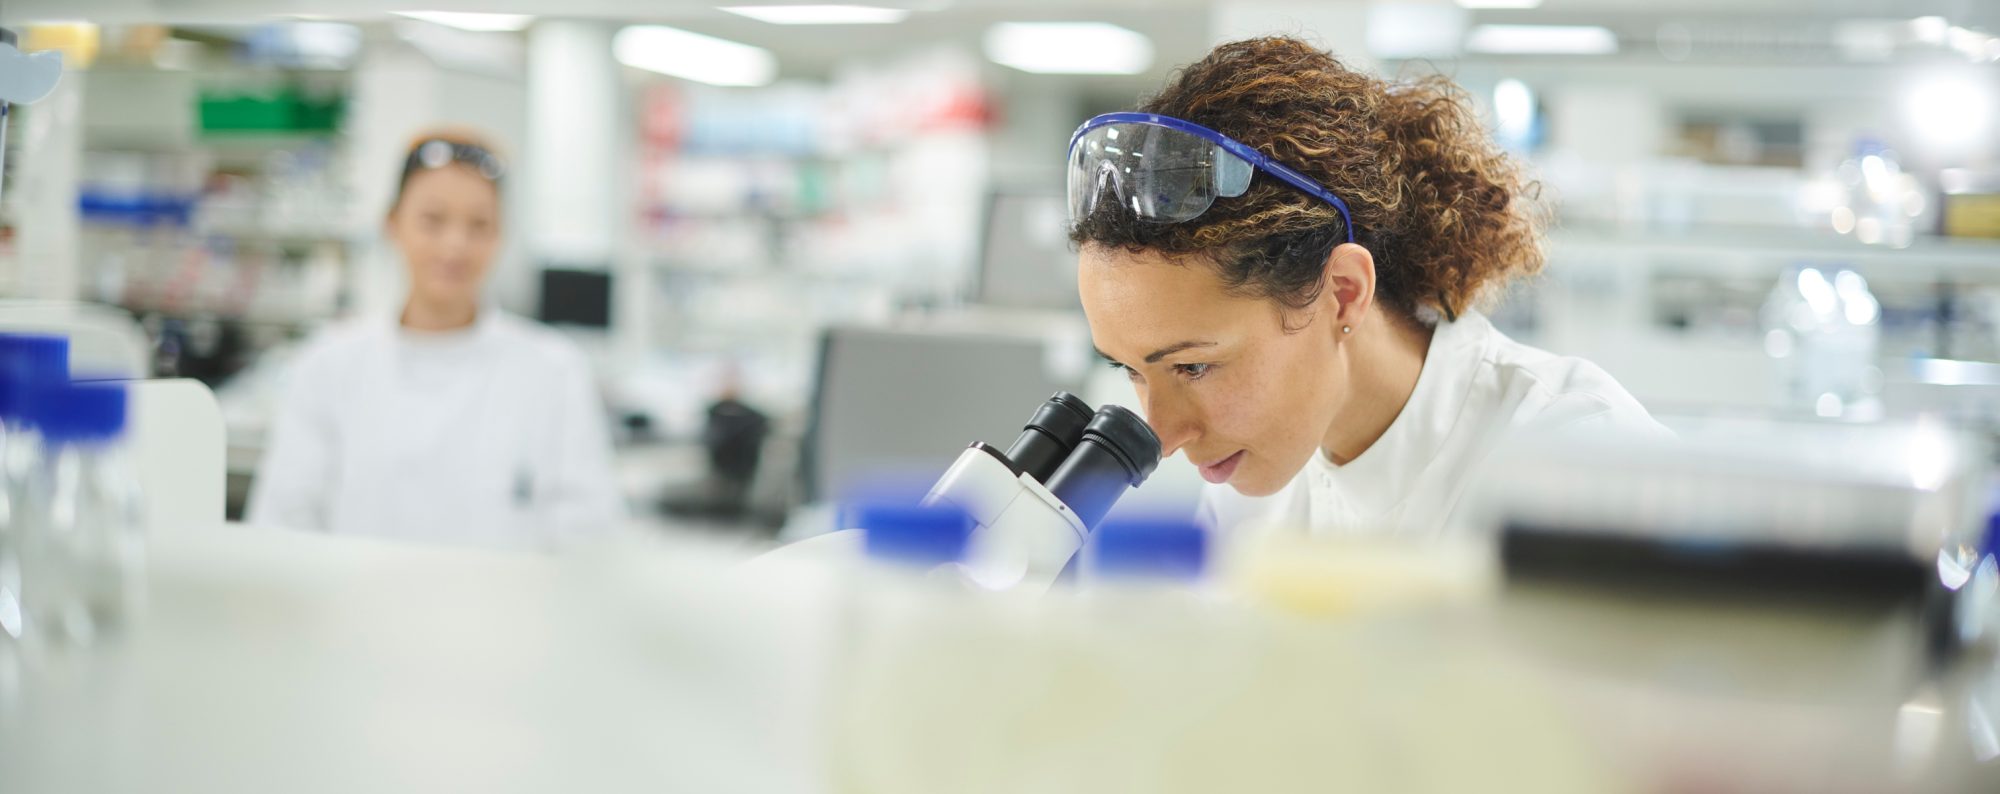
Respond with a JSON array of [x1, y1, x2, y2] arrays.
[[247, 309, 625, 550], [1198, 311, 1667, 540]]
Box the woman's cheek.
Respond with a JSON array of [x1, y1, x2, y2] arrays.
[[1200, 366, 1260, 441]]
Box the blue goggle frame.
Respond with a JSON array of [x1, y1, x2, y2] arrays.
[[1067, 112, 1357, 243]]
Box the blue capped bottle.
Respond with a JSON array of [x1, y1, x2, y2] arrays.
[[0, 333, 68, 644], [19, 379, 143, 648]]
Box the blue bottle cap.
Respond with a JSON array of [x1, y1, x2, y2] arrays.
[[0, 333, 70, 423], [29, 380, 128, 444], [1087, 516, 1208, 580], [1985, 501, 2000, 561], [849, 500, 973, 567]]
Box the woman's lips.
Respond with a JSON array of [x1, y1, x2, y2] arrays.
[[1198, 450, 1245, 484]]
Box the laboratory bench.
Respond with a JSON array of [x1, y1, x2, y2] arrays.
[[1, 522, 1996, 794]]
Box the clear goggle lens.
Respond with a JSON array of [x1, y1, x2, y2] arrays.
[[1068, 123, 1254, 224]]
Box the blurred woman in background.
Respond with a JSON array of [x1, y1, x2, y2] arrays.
[[248, 129, 622, 550], [1071, 38, 1667, 539]]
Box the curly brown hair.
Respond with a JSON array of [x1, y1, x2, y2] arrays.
[[1070, 37, 1547, 324]]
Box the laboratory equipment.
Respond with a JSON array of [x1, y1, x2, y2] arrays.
[[922, 392, 1162, 592], [18, 380, 143, 649], [1083, 515, 1208, 584], [852, 500, 975, 571], [1472, 416, 1990, 663], [0, 334, 68, 643], [0, 27, 64, 205]]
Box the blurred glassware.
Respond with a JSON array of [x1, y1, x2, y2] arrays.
[[17, 380, 144, 650], [0, 334, 67, 645], [1830, 139, 1922, 248], [1762, 265, 1882, 419]]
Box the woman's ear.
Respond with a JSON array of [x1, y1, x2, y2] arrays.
[[1320, 243, 1377, 333]]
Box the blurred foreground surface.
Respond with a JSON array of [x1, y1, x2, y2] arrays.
[[0, 521, 1994, 794]]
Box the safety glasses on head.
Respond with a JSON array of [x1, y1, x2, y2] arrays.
[[402, 139, 506, 184], [1067, 112, 1355, 242]]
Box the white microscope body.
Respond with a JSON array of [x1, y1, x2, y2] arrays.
[[922, 394, 1161, 592]]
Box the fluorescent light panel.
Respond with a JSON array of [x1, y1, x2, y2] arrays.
[[395, 11, 534, 32], [1456, 0, 1542, 8], [614, 25, 777, 87], [1465, 24, 1618, 55], [720, 5, 911, 25], [984, 22, 1153, 75]]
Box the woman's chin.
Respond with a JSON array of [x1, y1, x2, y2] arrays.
[[1225, 467, 1289, 498], [412, 284, 479, 308]]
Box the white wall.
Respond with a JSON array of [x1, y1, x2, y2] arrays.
[[1210, 0, 1377, 70]]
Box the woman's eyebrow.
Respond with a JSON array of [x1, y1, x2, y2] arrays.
[[1142, 340, 1218, 364], [1094, 340, 1219, 365]]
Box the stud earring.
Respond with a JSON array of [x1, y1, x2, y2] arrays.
[[1341, 325, 1353, 334]]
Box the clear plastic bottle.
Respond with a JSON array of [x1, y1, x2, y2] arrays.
[[1063, 517, 1249, 792], [0, 333, 68, 644], [828, 499, 980, 793], [18, 380, 143, 649]]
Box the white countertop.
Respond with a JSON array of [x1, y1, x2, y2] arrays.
[[0, 524, 833, 794], [4, 523, 1997, 793]]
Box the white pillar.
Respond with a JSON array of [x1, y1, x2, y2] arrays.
[[12, 67, 83, 301], [526, 20, 621, 269], [347, 45, 439, 319], [526, 20, 644, 362]]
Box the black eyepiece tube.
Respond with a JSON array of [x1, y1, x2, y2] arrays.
[[1004, 392, 1095, 484], [1044, 405, 1163, 531]]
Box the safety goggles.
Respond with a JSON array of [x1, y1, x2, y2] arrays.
[[1067, 112, 1355, 242], [401, 139, 506, 184]]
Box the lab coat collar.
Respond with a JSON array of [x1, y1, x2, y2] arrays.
[[1308, 311, 1493, 521], [388, 302, 503, 344]]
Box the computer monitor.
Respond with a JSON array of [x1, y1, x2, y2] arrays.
[[975, 191, 1080, 311], [538, 268, 612, 328], [802, 325, 1079, 503]]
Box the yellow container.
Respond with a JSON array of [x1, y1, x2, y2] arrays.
[[1943, 193, 2000, 239]]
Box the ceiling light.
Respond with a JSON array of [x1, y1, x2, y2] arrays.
[[613, 25, 777, 87], [1493, 78, 1535, 144], [1906, 73, 1993, 149], [1456, 0, 1542, 8], [984, 22, 1152, 75], [1465, 24, 1618, 55], [720, 5, 911, 25], [394, 12, 534, 32], [1368, 4, 1468, 59], [1911, 16, 1949, 45]]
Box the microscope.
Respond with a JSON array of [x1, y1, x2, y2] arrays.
[[922, 392, 1163, 591]]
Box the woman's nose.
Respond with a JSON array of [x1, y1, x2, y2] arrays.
[[1141, 389, 1199, 459]]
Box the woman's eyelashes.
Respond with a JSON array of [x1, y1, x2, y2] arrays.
[[1106, 360, 1214, 383]]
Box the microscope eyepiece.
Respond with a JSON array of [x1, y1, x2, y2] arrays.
[[1003, 391, 1095, 484], [1044, 405, 1163, 531]]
